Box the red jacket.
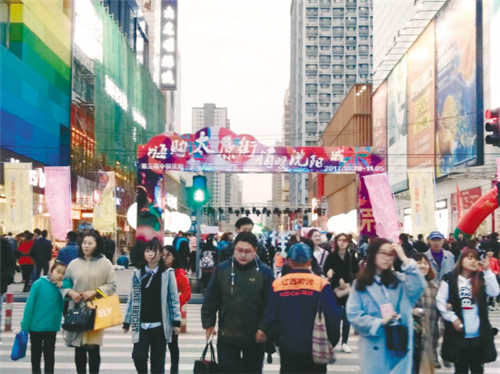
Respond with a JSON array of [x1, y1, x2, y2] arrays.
[[489, 257, 500, 276], [18, 240, 34, 265], [175, 268, 192, 307]]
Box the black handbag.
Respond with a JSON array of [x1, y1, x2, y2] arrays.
[[384, 288, 408, 357], [62, 300, 96, 332], [194, 340, 218, 373]]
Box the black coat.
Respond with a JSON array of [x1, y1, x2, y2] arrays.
[[30, 237, 52, 264], [440, 272, 497, 364], [1, 238, 16, 293]]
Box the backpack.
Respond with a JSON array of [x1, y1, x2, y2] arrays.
[[200, 250, 215, 269]]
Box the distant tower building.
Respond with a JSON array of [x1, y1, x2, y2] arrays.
[[289, 0, 373, 205], [191, 104, 241, 215]]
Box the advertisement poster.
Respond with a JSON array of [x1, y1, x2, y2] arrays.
[[372, 82, 388, 151], [387, 57, 408, 193], [45, 167, 72, 241], [436, 0, 477, 177], [491, 0, 500, 108], [407, 23, 436, 170], [358, 173, 377, 238], [4, 163, 32, 233], [408, 168, 436, 237]]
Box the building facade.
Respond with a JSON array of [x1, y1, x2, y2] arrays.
[[289, 0, 374, 205], [372, 0, 500, 237]]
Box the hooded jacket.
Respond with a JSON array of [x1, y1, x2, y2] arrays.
[[201, 257, 274, 345]]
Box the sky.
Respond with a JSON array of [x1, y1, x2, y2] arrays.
[[177, 0, 291, 204]]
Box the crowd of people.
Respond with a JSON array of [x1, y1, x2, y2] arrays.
[[1, 223, 500, 373]]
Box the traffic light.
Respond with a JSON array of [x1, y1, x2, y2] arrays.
[[485, 108, 500, 147], [187, 175, 209, 207]]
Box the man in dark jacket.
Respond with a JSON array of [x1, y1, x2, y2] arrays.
[[202, 232, 274, 373], [218, 217, 271, 266], [56, 231, 79, 265], [30, 229, 52, 280]]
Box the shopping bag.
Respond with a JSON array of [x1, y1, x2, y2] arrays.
[[11, 330, 29, 361], [88, 293, 123, 331], [62, 300, 96, 332], [193, 339, 218, 373], [312, 303, 334, 364]]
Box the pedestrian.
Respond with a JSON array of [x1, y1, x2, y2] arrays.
[[31, 229, 53, 281], [21, 261, 67, 374], [436, 248, 500, 373], [323, 232, 359, 354], [103, 235, 116, 264], [162, 245, 192, 374], [18, 232, 35, 292], [424, 231, 455, 282], [424, 230, 456, 368], [265, 243, 342, 373], [346, 238, 426, 374], [62, 229, 117, 374], [412, 253, 439, 374], [200, 235, 216, 288], [123, 239, 181, 374], [202, 231, 274, 373], [1, 237, 16, 338], [486, 248, 500, 310], [308, 229, 328, 269], [218, 217, 271, 266], [394, 233, 417, 271], [56, 231, 80, 266], [414, 234, 429, 253], [174, 232, 190, 271]]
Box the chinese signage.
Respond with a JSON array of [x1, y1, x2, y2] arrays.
[[160, 0, 177, 90], [138, 127, 385, 174]]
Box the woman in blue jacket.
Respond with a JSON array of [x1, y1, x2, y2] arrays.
[[123, 239, 181, 374], [346, 238, 426, 374]]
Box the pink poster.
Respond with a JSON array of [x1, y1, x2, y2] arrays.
[[45, 167, 72, 241], [363, 173, 400, 242]]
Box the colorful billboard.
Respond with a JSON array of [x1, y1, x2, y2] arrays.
[[372, 82, 387, 151], [407, 23, 436, 169], [387, 56, 408, 193], [138, 127, 386, 174], [435, 0, 477, 176]]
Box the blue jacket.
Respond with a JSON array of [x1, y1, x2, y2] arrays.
[[265, 269, 342, 354], [124, 267, 181, 344], [21, 276, 64, 332], [346, 260, 426, 374], [424, 248, 455, 281], [56, 242, 79, 265]]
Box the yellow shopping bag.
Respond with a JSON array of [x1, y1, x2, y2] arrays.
[[87, 290, 123, 331]]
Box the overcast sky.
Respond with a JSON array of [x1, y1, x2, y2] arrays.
[[178, 0, 291, 203]]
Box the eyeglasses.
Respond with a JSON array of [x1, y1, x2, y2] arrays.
[[377, 251, 396, 258], [337, 238, 349, 242]]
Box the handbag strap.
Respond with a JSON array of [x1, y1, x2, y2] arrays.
[[200, 336, 214, 360]]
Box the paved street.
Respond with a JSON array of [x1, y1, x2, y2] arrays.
[[2, 301, 500, 373]]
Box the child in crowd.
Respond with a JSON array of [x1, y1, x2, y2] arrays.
[[163, 245, 192, 374], [123, 239, 181, 374], [21, 261, 67, 374]]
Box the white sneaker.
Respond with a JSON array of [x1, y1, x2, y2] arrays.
[[341, 343, 352, 353]]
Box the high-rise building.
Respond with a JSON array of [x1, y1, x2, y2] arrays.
[[191, 104, 242, 216], [289, 0, 373, 205]]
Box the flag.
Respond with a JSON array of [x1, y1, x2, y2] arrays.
[[45, 167, 72, 241], [93, 172, 116, 233], [362, 173, 400, 242], [408, 168, 436, 237], [4, 162, 32, 233]]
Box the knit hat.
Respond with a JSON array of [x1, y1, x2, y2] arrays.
[[288, 243, 312, 263]]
